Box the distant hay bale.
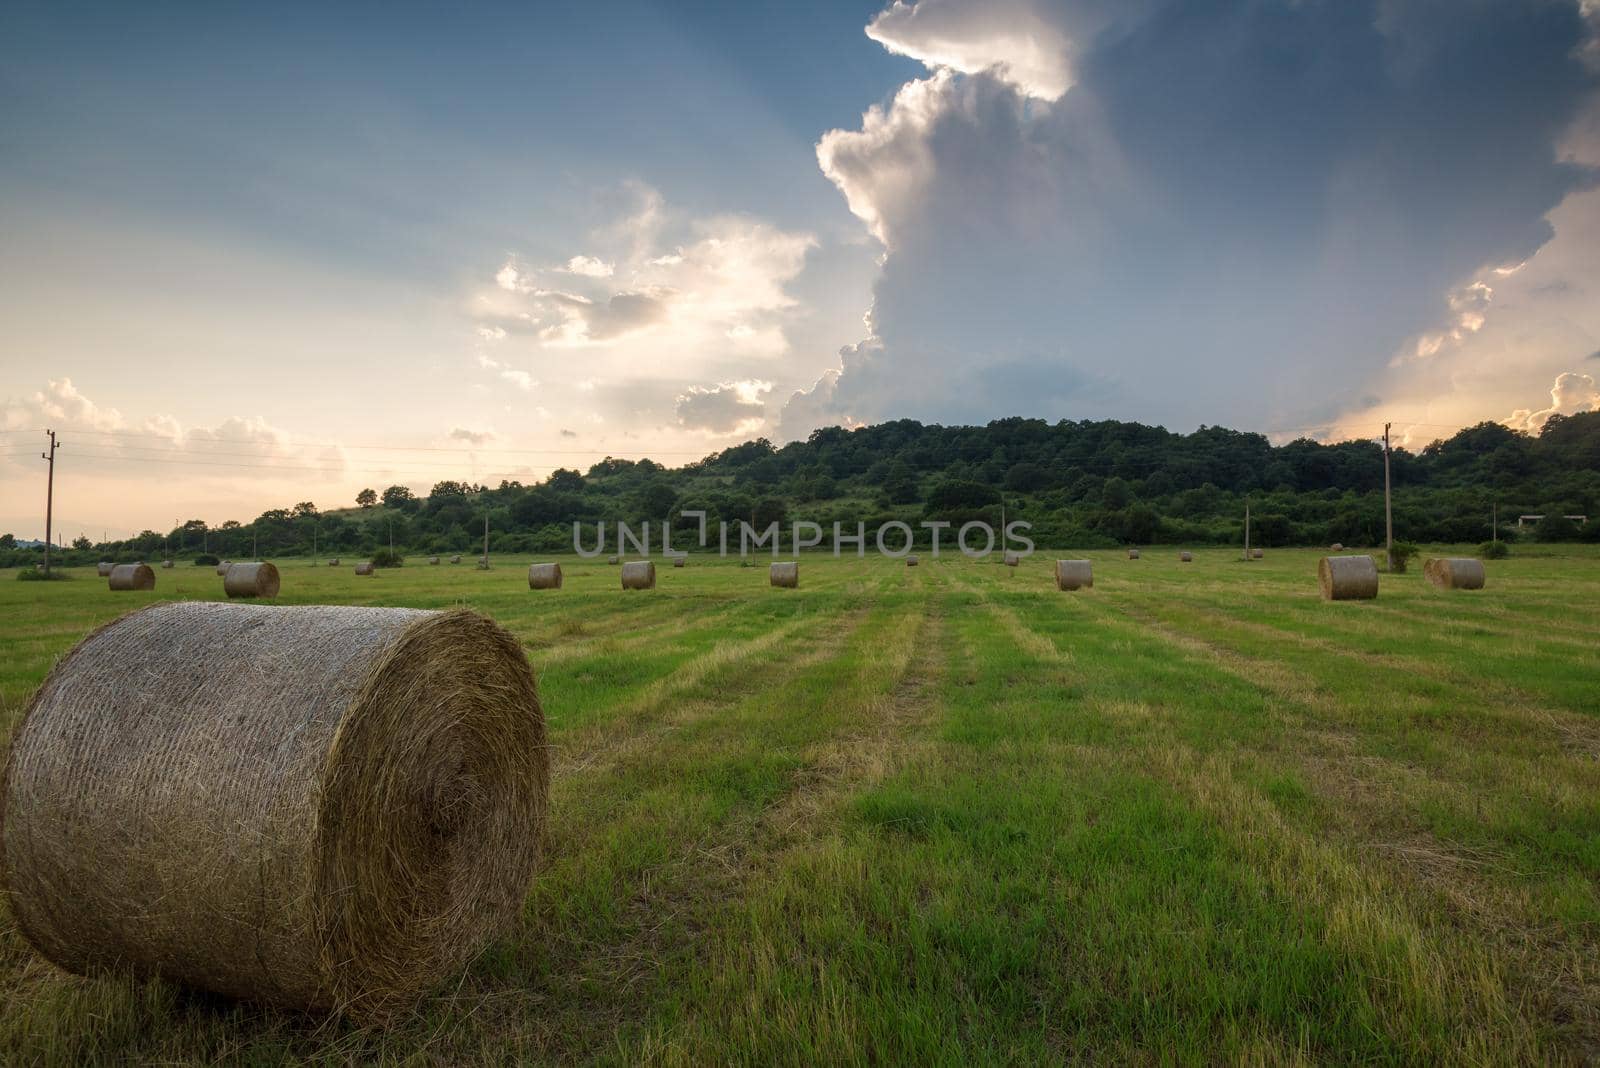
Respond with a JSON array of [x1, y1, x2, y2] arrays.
[[108, 564, 155, 592], [161, 560, 174, 570], [1330, 542, 1344, 552], [1251, 548, 1264, 560], [224, 562, 280, 599], [1003, 552, 1020, 567], [328, 558, 340, 567], [1319, 555, 1379, 601], [0, 602, 546, 1019], [1056, 560, 1092, 591], [1424, 557, 1486, 590], [96, 562, 113, 578], [428, 556, 440, 566], [672, 556, 686, 568], [355, 562, 375, 576], [1127, 548, 1140, 560], [906, 555, 919, 567], [607, 555, 620, 565], [215, 561, 232, 576], [620, 561, 655, 590], [1179, 551, 1193, 562], [476, 559, 491, 571], [527, 563, 562, 590], [450, 555, 462, 565], [770, 561, 799, 588]]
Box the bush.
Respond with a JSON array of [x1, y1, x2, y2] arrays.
[[1478, 540, 1509, 559], [194, 554, 220, 566], [371, 548, 405, 568], [1385, 542, 1420, 573], [17, 568, 71, 581]]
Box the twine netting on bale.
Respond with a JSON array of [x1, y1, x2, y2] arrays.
[[620, 561, 655, 590], [1319, 555, 1379, 601], [355, 562, 375, 576], [0, 602, 547, 1021], [108, 564, 155, 591], [1056, 560, 1092, 591], [96, 563, 113, 578], [224, 562, 280, 599], [1425, 557, 1486, 590], [1179, 551, 1193, 562], [527, 563, 562, 590], [770, 561, 799, 588]]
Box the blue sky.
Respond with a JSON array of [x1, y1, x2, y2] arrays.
[[3, 1, 1600, 538]]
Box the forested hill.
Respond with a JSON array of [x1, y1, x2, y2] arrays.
[[12, 412, 1600, 563]]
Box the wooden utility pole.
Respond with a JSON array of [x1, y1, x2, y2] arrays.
[[1243, 499, 1251, 561], [1492, 503, 1498, 544], [482, 513, 490, 567], [40, 429, 59, 575], [1383, 422, 1394, 571]]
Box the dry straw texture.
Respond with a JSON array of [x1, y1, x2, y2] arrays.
[[906, 555, 919, 567], [0, 602, 547, 1020], [1056, 560, 1093, 591], [527, 563, 563, 590], [96, 563, 113, 578], [1330, 542, 1345, 551], [1425, 557, 1486, 590], [224, 562, 280, 599], [770, 561, 800, 588], [1179, 551, 1193, 562], [1127, 548, 1141, 560], [620, 561, 655, 590], [1319, 555, 1379, 601], [355, 562, 375, 576], [108, 564, 155, 591]]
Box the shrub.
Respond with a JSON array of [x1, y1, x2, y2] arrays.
[[194, 554, 220, 566], [1478, 540, 1509, 559], [17, 568, 71, 581], [371, 548, 405, 568], [1385, 542, 1420, 573]]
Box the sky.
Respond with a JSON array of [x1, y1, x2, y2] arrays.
[[3, 0, 1600, 539]]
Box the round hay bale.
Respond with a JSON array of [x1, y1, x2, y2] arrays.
[[527, 563, 562, 590], [1250, 548, 1264, 560], [224, 562, 280, 599], [607, 555, 620, 566], [1055, 560, 1092, 591], [1127, 548, 1140, 560], [1179, 551, 1193, 563], [108, 564, 155, 592], [620, 561, 655, 590], [672, 556, 686, 568], [161, 560, 174, 570], [1002, 552, 1020, 567], [215, 561, 232, 577], [1330, 542, 1344, 552], [1318, 555, 1378, 601], [96, 562, 114, 578], [328, 558, 341, 567], [906, 555, 919, 567], [428, 556, 440, 566], [770, 561, 799, 588], [0, 602, 546, 1019], [450, 555, 462, 565], [1424, 557, 1485, 591], [355, 562, 375, 576]]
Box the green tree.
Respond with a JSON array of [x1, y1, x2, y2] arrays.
[[382, 485, 419, 513], [356, 488, 377, 508]]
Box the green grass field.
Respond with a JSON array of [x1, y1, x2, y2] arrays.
[[3, 548, 1600, 1064]]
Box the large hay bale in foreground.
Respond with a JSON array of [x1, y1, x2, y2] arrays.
[[354, 562, 375, 576], [1179, 551, 1193, 563], [224, 562, 280, 599], [96, 563, 113, 578], [108, 564, 155, 592], [0, 603, 547, 1019], [1425, 557, 1486, 590], [527, 563, 562, 590], [1319, 555, 1378, 601], [1127, 548, 1140, 560], [620, 561, 655, 590], [1056, 560, 1092, 591], [770, 561, 799, 588]]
